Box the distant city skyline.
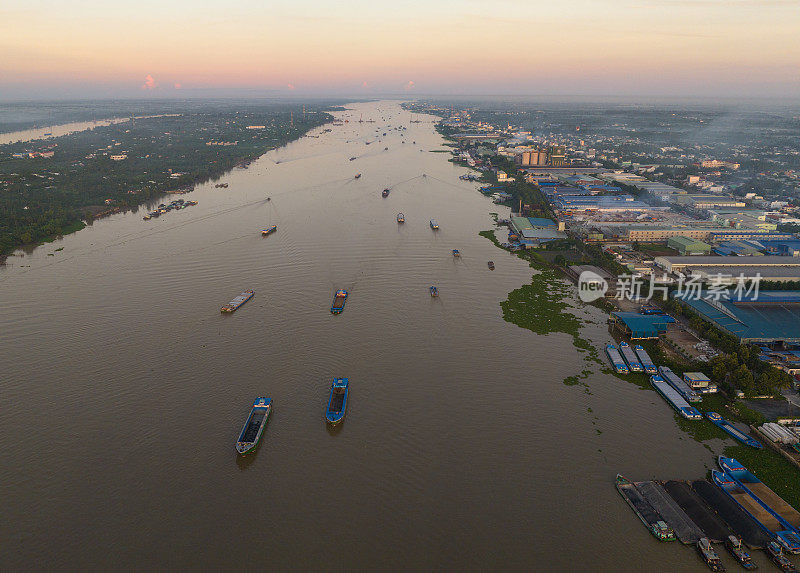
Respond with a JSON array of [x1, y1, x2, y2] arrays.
[[2, 0, 799, 100]]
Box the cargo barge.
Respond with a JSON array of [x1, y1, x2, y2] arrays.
[[325, 378, 349, 425], [221, 290, 254, 313], [691, 479, 771, 549], [331, 289, 348, 314], [662, 481, 729, 543], [650, 375, 702, 419], [606, 344, 629, 374], [705, 413, 762, 449], [261, 225, 277, 236], [712, 470, 800, 554], [236, 397, 271, 455], [619, 342, 643, 372], [615, 474, 676, 541], [659, 366, 701, 403], [719, 457, 800, 551], [634, 345, 658, 374], [635, 480, 704, 544]]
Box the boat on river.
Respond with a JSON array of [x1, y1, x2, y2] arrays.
[[331, 289, 348, 314], [397, 213, 405, 223], [767, 541, 798, 572], [696, 538, 725, 571], [615, 474, 676, 541], [452, 249, 460, 257], [355, 173, 361, 179], [221, 290, 254, 313], [634, 345, 657, 374], [705, 413, 762, 448], [430, 219, 439, 230], [619, 342, 643, 372], [606, 344, 628, 374], [325, 378, 349, 425], [236, 397, 271, 455], [430, 286, 439, 297], [488, 261, 495, 270], [261, 225, 277, 236], [651, 375, 702, 419], [382, 189, 390, 198], [724, 535, 757, 570]]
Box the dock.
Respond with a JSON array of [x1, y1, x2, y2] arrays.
[[635, 480, 705, 544], [662, 481, 729, 543]]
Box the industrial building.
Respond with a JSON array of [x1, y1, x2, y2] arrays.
[[676, 291, 800, 343], [667, 236, 712, 255], [509, 217, 566, 247], [610, 312, 675, 339], [654, 255, 800, 274]]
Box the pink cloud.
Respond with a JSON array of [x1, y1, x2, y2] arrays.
[[141, 74, 157, 90], [362, 81, 369, 88], [173, 82, 181, 89], [287, 83, 296, 90], [403, 80, 415, 91]]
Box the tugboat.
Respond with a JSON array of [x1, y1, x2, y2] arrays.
[[767, 541, 797, 572], [397, 213, 405, 223], [382, 188, 390, 198], [331, 289, 348, 314], [261, 225, 277, 236], [325, 378, 349, 425], [236, 397, 272, 455], [724, 536, 756, 570], [430, 286, 439, 297], [488, 261, 495, 270], [452, 249, 460, 257], [697, 538, 725, 571], [355, 173, 361, 179]]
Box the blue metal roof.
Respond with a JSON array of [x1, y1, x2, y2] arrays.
[[611, 312, 675, 338]]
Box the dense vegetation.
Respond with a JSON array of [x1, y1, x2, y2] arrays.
[[0, 103, 334, 256]]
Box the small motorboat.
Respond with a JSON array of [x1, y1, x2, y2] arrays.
[[488, 261, 495, 270], [261, 226, 277, 236], [397, 213, 405, 223], [355, 173, 361, 179], [724, 536, 756, 570], [382, 189, 390, 198], [767, 541, 797, 572], [430, 286, 439, 297], [349, 157, 357, 161], [452, 249, 460, 258], [696, 537, 725, 572]]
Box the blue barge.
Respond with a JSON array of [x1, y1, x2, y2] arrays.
[[706, 413, 762, 449], [650, 375, 702, 419], [236, 397, 271, 455], [619, 342, 643, 372], [634, 345, 657, 374], [325, 378, 349, 424], [331, 289, 348, 314], [719, 457, 800, 553], [658, 366, 701, 403], [606, 344, 628, 374]]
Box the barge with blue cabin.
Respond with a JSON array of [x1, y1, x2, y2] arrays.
[[325, 378, 349, 424], [659, 366, 702, 403], [620, 342, 643, 372], [331, 290, 348, 314], [606, 344, 628, 374], [706, 414, 762, 449], [221, 290, 254, 313], [236, 397, 271, 455], [634, 345, 657, 374], [650, 375, 702, 419]]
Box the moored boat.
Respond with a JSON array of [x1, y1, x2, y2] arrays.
[[706, 413, 762, 448], [488, 261, 495, 270], [325, 378, 349, 424], [696, 537, 726, 571], [634, 345, 658, 374], [659, 366, 702, 403], [615, 474, 676, 541], [236, 397, 272, 455], [651, 375, 702, 419], [331, 289, 348, 314], [397, 212, 405, 223], [430, 286, 439, 297], [724, 535, 757, 570], [620, 342, 644, 372], [767, 541, 798, 572], [606, 344, 629, 374], [261, 225, 277, 236], [221, 290, 254, 313]]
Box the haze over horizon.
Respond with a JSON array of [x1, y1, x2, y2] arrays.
[[2, 0, 799, 101]]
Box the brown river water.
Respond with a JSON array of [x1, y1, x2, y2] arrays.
[[0, 101, 762, 571]]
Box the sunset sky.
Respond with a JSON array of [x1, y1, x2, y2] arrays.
[[2, 0, 799, 100]]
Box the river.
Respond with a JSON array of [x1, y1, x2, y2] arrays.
[[0, 114, 178, 145], [0, 101, 740, 571]]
